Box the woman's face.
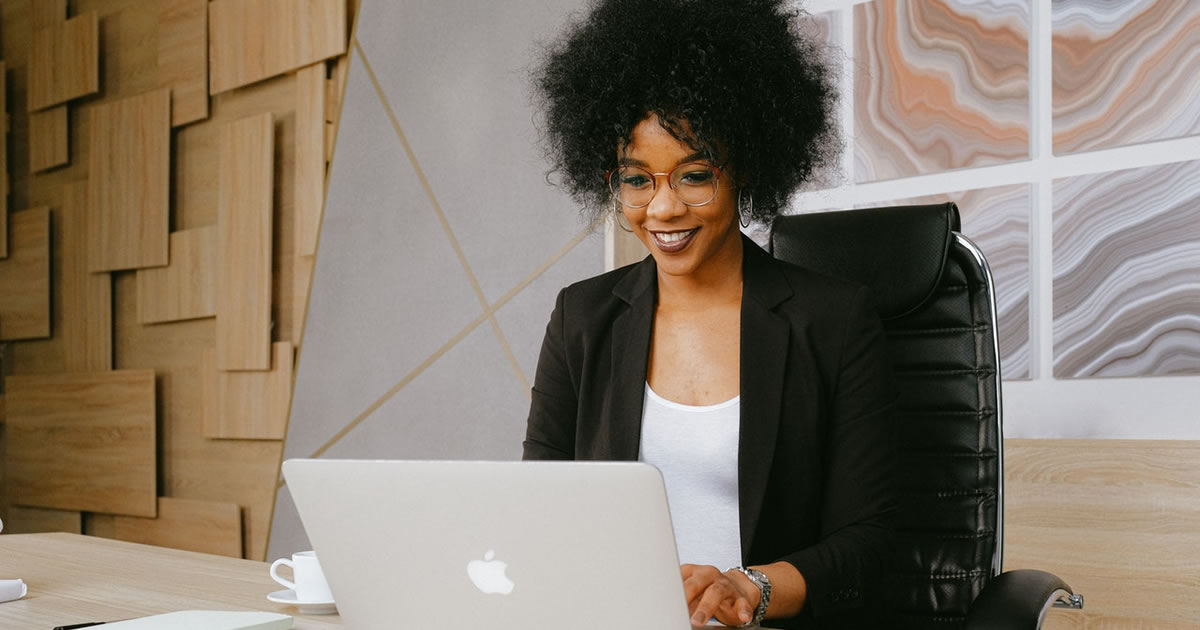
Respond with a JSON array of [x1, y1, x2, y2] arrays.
[[617, 117, 742, 281]]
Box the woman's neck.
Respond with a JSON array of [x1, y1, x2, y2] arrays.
[[656, 234, 744, 309]]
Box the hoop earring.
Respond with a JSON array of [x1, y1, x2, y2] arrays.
[[737, 189, 753, 228]]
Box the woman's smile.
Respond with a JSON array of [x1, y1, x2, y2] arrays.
[[649, 228, 699, 252]]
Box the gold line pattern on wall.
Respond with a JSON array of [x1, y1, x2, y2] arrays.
[[203, 343, 294, 440], [136, 227, 217, 325], [5, 370, 157, 518], [208, 0, 347, 95], [28, 11, 99, 111], [62, 182, 113, 372], [0, 207, 51, 341], [85, 497, 243, 559], [86, 88, 172, 272], [854, 0, 1030, 182], [157, 0, 210, 127], [216, 113, 274, 371], [1052, 1, 1200, 154]]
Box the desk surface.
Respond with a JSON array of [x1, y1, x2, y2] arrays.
[[0, 533, 342, 629]]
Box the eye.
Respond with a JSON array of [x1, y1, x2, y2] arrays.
[[678, 167, 715, 186], [619, 172, 652, 189]]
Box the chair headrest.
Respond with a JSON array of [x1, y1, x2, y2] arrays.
[[769, 203, 960, 320]]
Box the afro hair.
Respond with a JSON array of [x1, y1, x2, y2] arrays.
[[533, 0, 840, 223]]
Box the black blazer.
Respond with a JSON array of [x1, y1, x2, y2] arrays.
[[523, 236, 897, 628]]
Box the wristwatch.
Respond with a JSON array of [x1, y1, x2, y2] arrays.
[[728, 566, 771, 627]]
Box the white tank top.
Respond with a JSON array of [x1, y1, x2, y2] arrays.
[[638, 383, 742, 570]]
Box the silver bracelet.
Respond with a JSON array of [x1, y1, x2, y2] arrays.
[[727, 566, 771, 627]]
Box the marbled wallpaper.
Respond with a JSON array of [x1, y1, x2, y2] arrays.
[[854, 0, 1029, 182], [1053, 0, 1200, 154], [1053, 160, 1200, 378], [865, 186, 1031, 379]]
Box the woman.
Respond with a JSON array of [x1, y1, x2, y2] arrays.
[[524, 1, 896, 628]]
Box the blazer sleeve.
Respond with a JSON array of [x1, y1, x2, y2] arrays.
[[781, 285, 898, 620], [522, 287, 578, 460]]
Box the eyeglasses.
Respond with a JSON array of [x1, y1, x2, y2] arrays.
[[606, 162, 723, 208]]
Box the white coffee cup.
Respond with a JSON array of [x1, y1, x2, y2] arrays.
[[270, 550, 334, 602]]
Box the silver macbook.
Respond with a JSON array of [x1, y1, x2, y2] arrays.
[[282, 459, 693, 629]]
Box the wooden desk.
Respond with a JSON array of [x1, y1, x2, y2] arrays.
[[0, 533, 342, 629]]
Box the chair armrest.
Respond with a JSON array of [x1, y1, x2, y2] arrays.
[[965, 569, 1081, 630]]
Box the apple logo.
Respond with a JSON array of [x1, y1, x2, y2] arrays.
[[467, 549, 515, 595]]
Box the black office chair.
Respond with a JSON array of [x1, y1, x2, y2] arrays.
[[770, 203, 1083, 629]]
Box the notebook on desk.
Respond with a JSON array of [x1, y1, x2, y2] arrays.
[[282, 459, 694, 630]]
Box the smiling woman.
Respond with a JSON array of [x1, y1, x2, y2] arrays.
[[523, 2, 896, 629]]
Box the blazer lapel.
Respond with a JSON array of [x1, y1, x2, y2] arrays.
[[738, 238, 792, 555], [607, 256, 657, 461]]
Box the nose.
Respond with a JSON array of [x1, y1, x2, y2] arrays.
[[644, 179, 687, 221]]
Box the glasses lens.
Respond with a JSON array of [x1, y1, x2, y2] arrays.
[[671, 164, 719, 206], [612, 166, 655, 207]]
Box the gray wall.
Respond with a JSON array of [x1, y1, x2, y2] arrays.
[[268, 0, 602, 558]]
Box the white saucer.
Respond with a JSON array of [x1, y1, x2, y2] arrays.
[[267, 588, 337, 614]]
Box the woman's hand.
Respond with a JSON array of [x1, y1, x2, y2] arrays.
[[680, 564, 760, 627]]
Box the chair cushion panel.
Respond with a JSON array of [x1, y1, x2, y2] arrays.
[[895, 490, 997, 534], [895, 454, 998, 493]]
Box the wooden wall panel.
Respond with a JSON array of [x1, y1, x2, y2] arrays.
[[85, 497, 242, 558], [203, 342, 293, 440], [0, 207, 51, 340], [294, 62, 325, 258], [87, 88, 171, 272], [4, 370, 157, 517], [1005, 439, 1200, 629], [208, 0, 346, 94], [29, 12, 99, 111], [216, 113, 273, 370], [3, 506, 82, 534], [62, 182, 112, 372], [136, 226, 217, 324], [158, 0, 209, 127], [1, 60, 6, 260], [29, 107, 69, 173], [31, 0, 67, 28]]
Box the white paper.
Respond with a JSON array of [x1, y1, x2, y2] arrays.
[[0, 579, 27, 604]]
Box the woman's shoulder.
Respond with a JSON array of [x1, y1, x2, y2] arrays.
[[558, 256, 652, 305]]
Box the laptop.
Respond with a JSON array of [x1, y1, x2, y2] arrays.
[[282, 459, 694, 629]]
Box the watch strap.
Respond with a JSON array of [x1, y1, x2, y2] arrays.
[[728, 566, 771, 627]]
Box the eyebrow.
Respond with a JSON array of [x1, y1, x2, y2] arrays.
[[617, 151, 712, 168]]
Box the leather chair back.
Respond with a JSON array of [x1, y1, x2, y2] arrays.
[[771, 203, 1002, 629]]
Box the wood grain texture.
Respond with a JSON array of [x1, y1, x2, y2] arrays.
[[62, 182, 112, 371], [0, 207, 51, 340], [87, 88, 171, 272], [203, 342, 293, 440], [31, 0, 67, 28], [1005, 439, 1200, 628], [4, 370, 157, 517], [216, 113, 274, 370], [294, 62, 325, 258], [29, 11, 99, 111], [29, 106, 69, 173], [0, 534, 344, 628], [293, 254, 315, 347], [136, 226, 217, 324], [208, 0, 346, 95], [1, 61, 6, 259], [3, 506, 82, 534], [158, 0, 209, 126], [85, 496, 242, 558]]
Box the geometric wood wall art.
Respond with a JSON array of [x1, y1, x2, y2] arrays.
[[208, 0, 347, 95], [203, 342, 294, 440], [29, 107, 69, 173], [31, 0, 68, 28], [28, 12, 100, 111], [158, 0, 210, 127], [87, 88, 171, 272], [216, 113, 274, 371], [0, 207, 52, 341], [85, 497, 242, 558], [136, 226, 217, 324], [2, 506, 83, 534], [854, 0, 1030, 182], [1053, 1, 1200, 154], [295, 62, 326, 258], [61, 182, 112, 372], [1, 61, 6, 259], [4, 370, 157, 517]]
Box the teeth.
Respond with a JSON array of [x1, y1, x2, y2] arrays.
[[656, 230, 695, 243]]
